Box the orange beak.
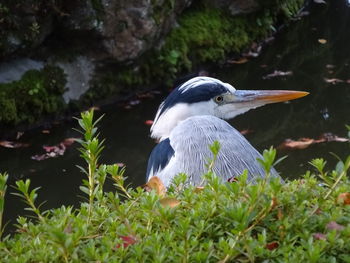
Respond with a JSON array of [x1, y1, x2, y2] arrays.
[[233, 90, 309, 104]]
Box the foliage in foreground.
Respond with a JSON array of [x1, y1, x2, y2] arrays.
[[0, 111, 350, 262]]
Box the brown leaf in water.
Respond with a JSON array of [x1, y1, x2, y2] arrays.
[[320, 133, 349, 142], [0, 141, 30, 148], [16, 132, 24, 139], [42, 130, 50, 134], [240, 129, 254, 135], [142, 176, 166, 197], [123, 105, 132, 110], [262, 70, 293, 79], [318, 38, 327, 44], [31, 138, 78, 161], [137, 92, 155, 99], [278, 138, 317, 150], [159, 197, 180, 208], [43, 145, 62, 153], [326, 64, 335, 69], [144, 120, 154, 126], [227, 57, 248, 64], [278, 132, 348, 150], [31, 153, 52, 161], [324, 78, 344, 84], [129, 99, 141, 106], [62, 137, 78, 146]]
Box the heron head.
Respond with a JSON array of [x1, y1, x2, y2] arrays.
[[151, 76, 308, 141]]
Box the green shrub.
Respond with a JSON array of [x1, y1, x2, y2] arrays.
[[0, 111, 349, 262]]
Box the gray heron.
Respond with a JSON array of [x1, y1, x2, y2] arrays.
[[146, 77, 308, 186]]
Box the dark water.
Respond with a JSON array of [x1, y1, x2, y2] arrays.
[[1, 1, 350, 230]]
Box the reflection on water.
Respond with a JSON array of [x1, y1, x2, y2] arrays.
[[1, 1, 349, 230]]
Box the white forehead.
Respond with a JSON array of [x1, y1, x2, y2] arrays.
[[178, 77, 236, 93]]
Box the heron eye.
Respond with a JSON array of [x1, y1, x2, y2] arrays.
[[215, 96, 224, 103]]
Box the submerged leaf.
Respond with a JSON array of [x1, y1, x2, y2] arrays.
[[324, 78, 344, 84], [144, 120, 154, 126], [31, 138, 78, 161], [278, 138, 316, 150], [227, 57, 248, 64], [239, 129, 254, 135], [262, 70, 293, 79], [278, 133, 348, 150], [0, 141, 30, 149]]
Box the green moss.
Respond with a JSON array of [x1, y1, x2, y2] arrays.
[[0, 65, 67, 125], [0, 98, 17, 123], [160, 8, 271, 73]]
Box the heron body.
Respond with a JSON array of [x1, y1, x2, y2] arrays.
[[146, 77, 308, 187]]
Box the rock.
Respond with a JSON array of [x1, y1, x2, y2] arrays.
[[62, 0, 193, 62], [0, 0, 55, 58], [57, 56, 95, 103]]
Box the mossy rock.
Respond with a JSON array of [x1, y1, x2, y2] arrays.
[[0, 65, 67, 125], [103, 0, 304, 90]]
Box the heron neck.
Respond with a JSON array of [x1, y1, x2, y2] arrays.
[[150, 103, 191, 141]]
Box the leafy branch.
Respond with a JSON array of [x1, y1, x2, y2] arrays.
[[75, 110, 105, 222], [12, 179, 45, 223]]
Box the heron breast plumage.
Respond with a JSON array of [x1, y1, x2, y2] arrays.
[[147, 115, 277, 186]]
